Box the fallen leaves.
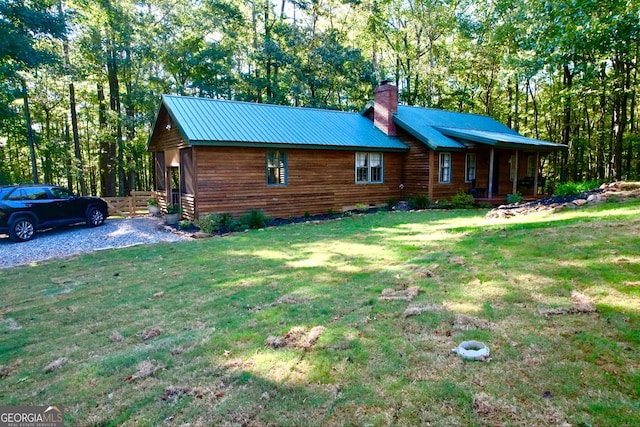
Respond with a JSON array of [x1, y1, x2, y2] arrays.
[[43, 357, 68, 373], [141, 327, 162, 341], [124, 360, 163, 382], [540, 291, 597, 317], [379, 286, 420, 301], [265, 326, 326, 349]]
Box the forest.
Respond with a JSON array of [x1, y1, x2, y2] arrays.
[[1, 0, 639, 196]]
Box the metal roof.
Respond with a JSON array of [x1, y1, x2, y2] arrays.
[[436, 127, 566, 150], [160, 95, 409, 151], [393, 105, 564, 151]]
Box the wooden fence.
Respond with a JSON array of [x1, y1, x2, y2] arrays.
[[102, 191, 155, 217]]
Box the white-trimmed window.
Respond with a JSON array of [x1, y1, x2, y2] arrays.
[[355, 152, 384, 183], [465, 153, 476, 183], [527, 155, 536, 177], [509, 155, 516, 181], [266, 150, 287, 185], [439, 152, 452, 183]]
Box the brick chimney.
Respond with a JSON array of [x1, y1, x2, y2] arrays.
[[373, 80, 398, 136]]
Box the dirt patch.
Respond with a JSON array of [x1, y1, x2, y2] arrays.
[[404, 303, 446, 317], [379, 286, 420, 301], [407, 265, 436, 277], [124, 360, 163, 382], [265, 326, 326, 349], [110, 331, 124, 342], [540, 291, 596, 317], [43, 357, 68, 373], [141, 327, 162, 341], [161, 385, 206, 401], [276, 294, 310, 304], [450, 314, 495, 331], [472, 392, 519, 425]]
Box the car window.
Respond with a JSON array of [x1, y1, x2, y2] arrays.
[[50, 187, 74, 199], [0, 186, 15, 200], [7, 188, 49, 201]]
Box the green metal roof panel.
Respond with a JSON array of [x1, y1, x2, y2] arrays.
[[436, 127, 566, 150], [396, 105, 519, 135], [162, 95, 409, 151], [393, 116, 465, 150]]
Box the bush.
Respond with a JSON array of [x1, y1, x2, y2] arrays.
[[195, 213, 240, 234], [451, 192, 475, 209], [355, 203, 369, 213], [506, 192, 524, 204], [386, 198, 398, 211], [408, 195, 430, 210], [166, 204, 181, 214], [555, 180, 601, 197], [178, 220, 191, 230], [241, 209, 271, 229]]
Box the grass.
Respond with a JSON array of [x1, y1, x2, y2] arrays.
[[1, 199, 640, 426]]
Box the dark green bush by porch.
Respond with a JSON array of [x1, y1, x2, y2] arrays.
[[506, 192, 524, 204], [408, 195, 430, 210], [451, 192, 475, 209], [241, 209, 272, 229], [555, 180, 601, 197]]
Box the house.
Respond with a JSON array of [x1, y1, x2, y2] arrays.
[[147, 82, 565, 220]]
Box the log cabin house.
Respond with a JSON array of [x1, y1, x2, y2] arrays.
[[147, 82, 565, 220]]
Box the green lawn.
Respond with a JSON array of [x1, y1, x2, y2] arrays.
[[1, 199, 639, 426]]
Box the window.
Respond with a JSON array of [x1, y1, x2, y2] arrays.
[[355, 152, 384, 183], [527, 155, 536, 177], [50, 187, 74, 199], [8, 187, 48, 201], [509, 155, 516, 181], [267, 150, 287, 185], [465, 153, 476, 183], [439, 152, 452, 183]]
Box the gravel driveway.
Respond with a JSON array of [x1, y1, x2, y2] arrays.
[[0, 217, 190, 269]]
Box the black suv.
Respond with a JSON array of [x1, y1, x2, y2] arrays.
[[0, 184, 109, 242]]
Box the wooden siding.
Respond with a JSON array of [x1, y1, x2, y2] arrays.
[[194, 146, 404, 218], [399, 132, 431, 198]]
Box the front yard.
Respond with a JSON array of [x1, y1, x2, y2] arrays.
[[1, 199, 639, 426]]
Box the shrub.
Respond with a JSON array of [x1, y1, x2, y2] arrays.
[[408, 195, 430, 210], [555, 180, 600, 197], [195, 213, 240, 234], [506, 192, 524, 204], [386, 198, 398, 211], [241, 209, 271, 229], [451, 192, 475, 209], [303, 211, 311, 220], [178, 220, 191, 230], [355, 203, 369, 213], [166, 204, 181, 214], [147, 198, 158, 207]]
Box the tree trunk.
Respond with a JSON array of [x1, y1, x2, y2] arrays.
[[107, 47, 124, 196], [22, 80, 39, 184], [98, 83, 115, 196]]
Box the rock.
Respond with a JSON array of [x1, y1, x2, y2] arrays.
[[572, 199, 588, 206]]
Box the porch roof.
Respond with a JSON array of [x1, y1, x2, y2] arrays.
[[393, 105, 565, 151], [154, 95, 409, 152]]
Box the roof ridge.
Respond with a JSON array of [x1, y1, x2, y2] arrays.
[[162, 94, 359, 115]]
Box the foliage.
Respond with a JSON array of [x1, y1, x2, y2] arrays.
[[506, 192, 524, 204], [147, 198, 158, 207], [165, 204, 181, 214], [355, 203, 369, 212], [195, 212, 240, 234], [451, 192, 476, 209], [178, 220, 191, 230], [408, 195, 430, 210], [2, 200, 640, 425], [240, 209, 271, 230], [555, 180, 601, 197], [2, 0, 640, 192]]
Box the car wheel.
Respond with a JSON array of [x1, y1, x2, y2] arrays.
[[9, 217, 35, 242], [87, 207, 105, 227]]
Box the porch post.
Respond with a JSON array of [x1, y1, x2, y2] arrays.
[[512, 149, 519, 195], [488, 148, 494, 200], [534, 151, 540, 195]]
